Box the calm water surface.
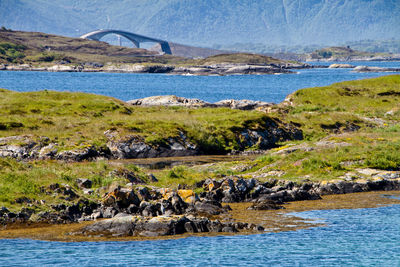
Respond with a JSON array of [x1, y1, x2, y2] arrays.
[[0, 61, 399, 103], [1, 62, 400, 266], [1, 204, 400, 266]]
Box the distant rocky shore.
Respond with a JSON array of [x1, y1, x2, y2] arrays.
[[0, 62, 311, 75], [1, 62, 399, 75]]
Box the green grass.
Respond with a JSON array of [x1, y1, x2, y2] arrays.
[[191, 53, 285, 65], [278, 75, 400, 140], [0, 89, 282, 153]]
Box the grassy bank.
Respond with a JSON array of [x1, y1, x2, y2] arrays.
[[0, 88, 283, 152], [154, 75, 400, 183]]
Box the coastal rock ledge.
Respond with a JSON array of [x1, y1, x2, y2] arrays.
[[128, 95, 274, 110]]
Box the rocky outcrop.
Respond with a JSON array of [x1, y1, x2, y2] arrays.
[[0, 120, 300, 160], [0, 135, 108, 161], [127, 95, 213, 108], [328, 63, 355, 68], [103, 64, 174, 73], [128, 95, 274, 110], [352, 66, 400, 73], [104, 130, 198, 159], [78, 214, 242, 237], [170, 63, 295, 75], [0, 62, 312, 75], [214, 99, 273, 110]]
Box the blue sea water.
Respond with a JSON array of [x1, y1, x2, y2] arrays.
[[1, 204, 400, 266], [0, 61, 399, 103], [1, 62, 400, 266]]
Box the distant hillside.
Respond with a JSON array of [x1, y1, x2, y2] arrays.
[[0, 29, 295, 68], [0, 0, 399, 48], [0, 29, 184, 64], [307, 46, 392, 61]]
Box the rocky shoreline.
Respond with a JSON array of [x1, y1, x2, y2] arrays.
[[2, 62, 399, 76], [1, 175, 400, 239], [0, 62, 311, 76]]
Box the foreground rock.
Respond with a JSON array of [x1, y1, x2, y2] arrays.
[[78, 214, 241, 237]]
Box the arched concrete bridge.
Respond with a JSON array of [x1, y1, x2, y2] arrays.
[[80, 29, 172, 54]]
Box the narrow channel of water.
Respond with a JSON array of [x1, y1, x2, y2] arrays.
[[0, 61, 399, 103]]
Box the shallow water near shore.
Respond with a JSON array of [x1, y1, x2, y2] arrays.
[[1, 192, 400, 266], [0, 61, 399, 103]]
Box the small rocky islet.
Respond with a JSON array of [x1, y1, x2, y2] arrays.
[[0, 74, 400, 240]]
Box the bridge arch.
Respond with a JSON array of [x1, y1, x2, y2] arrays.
[[80, 29, 172, 55]]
